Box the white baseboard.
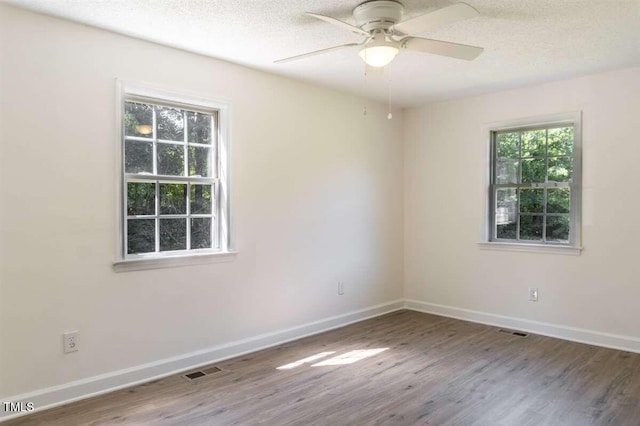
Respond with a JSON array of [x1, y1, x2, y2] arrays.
[[405, 299, 640, 354], [1, 300, 404, 422]]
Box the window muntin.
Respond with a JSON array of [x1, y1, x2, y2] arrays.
[[489, 123, 578, 245], [123, 99, 220, 257]]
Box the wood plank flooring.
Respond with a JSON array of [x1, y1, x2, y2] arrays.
[[6, 310, 640, 425]]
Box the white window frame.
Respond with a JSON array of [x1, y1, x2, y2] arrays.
[[114, 80, 235, 271], [479, 111, 582, 255]]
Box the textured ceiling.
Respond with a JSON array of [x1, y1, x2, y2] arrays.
[[6, 0, 640, 107]]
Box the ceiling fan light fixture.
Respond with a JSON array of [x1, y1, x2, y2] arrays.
[[276, 2, 484, 68], [359, 45, 399, 68]]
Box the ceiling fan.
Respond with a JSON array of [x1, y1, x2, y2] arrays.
[[276, 1, 484, 68]]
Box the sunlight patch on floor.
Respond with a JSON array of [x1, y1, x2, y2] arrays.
[[311, 348, 388, 366], [276, 351, 336, 370]]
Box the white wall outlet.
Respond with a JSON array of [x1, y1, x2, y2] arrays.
[[63, 331, 79, 353], [528, 287, 538, 302], [338, 282, 345, 295]]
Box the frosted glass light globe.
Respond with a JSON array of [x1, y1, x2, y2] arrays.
[[359, 45, 399, 68]]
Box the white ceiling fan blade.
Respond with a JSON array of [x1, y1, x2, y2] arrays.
[[402, 37, 483, 60], [305, 12, 370, 37], [391, 3, 479, 36], [275, 43, 361, 64]]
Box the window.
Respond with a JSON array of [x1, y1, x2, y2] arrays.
[[117, 83, 232, 266], [488, 114, 581, 248]]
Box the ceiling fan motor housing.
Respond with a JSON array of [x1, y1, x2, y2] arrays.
[[353, 0, 404, 32]]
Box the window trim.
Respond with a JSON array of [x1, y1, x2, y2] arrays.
[[114, 80, 234, 271], [481, 111, 582, 253]]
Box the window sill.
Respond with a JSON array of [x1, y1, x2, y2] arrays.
[[113, 251, 238, 272], [478, 242, 582, 256]]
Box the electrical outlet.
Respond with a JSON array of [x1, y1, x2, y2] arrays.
[[338, 282, 345, 295], [63, 331, 79, 353], [528, 288, 538, 302]]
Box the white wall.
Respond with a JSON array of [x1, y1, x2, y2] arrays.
[[404, 66, 640, 339], [0, 5, 404, 399]]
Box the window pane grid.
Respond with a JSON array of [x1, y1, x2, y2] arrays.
[[183, 110, 188, 178], [125, 175, 216, 185], [152, 109, 158, 175], [518, 131, 522, 182], [515, 182, 521, 241], [126, 136, 155, 142], [128, 214, 213, 219], [542, 186, 547, 241], [491, 124, 575, 245], [494, 122, 572, 136], [186, 181, 191, 252], [145, 139, 212, 148], [154, 181, 160, 252], [493, 185, 572, 243], [124, 99, 217, 256], [126, 95, 213, 116], [213, 114, 219, 179], [493, 183, 570, 188], [125, 178, 216, 254], [544, 128, 549, 183], [213, 180, 219, 249], [519, 212, 569, 216]]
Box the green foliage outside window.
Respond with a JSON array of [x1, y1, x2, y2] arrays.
[[493, 126, 574, 243]]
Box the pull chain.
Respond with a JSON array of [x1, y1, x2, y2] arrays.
[[387, 65, 393, 120]]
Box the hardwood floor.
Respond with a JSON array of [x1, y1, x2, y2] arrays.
[[6, 310, 640, 425]]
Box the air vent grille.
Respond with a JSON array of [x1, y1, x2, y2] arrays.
[[183, 365, 223, 381]]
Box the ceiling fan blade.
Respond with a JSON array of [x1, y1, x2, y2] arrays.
[[305, 12, 370, 37], [275, 43, 361, 64], [402, 37, 483, 60], [391, 3, 479, 36]]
